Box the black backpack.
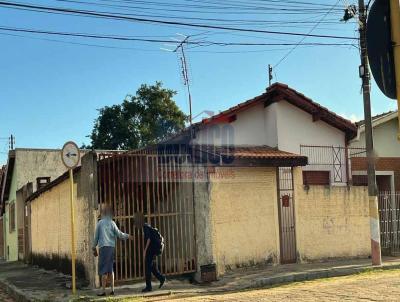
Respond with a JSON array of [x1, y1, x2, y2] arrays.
[[150, 226, 165, 255]]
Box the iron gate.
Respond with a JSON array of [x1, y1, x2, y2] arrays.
[[378, 192, 400, 256], [97, 152, 196, 282], [277, 167, 297, 264]]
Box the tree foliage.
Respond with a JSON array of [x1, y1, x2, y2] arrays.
[[88, 82, 187, 150]]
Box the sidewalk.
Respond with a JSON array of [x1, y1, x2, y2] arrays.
[[1, 257, 400, 302]]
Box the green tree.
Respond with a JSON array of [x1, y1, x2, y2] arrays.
[[88, 82, 187, 150]]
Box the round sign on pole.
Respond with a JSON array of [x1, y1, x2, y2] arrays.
[[61, 141, 81, 169], [61, 141, 80, 294]]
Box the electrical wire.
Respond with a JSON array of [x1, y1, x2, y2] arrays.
[[0, 1, 358, 40], [0, 25, 355, 48], [274, 0, 344, 68]]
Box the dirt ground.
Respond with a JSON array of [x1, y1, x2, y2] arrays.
[[0, 287, 15, 302]]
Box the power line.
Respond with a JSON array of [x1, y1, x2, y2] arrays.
[[54, 0, 345, 15], [0, 26, 355, 47], [274, 0, 343, 68], [3, 31, 353, 53], [0, 1, 358, 40], [0, 32, 163, 51]]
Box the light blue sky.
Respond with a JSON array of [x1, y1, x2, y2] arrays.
[[0, 0, 397, 164]]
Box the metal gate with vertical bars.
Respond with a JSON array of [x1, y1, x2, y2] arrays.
[[277, 167, 297, 264], [379, 192, 400, 256], [97, 152, 196, 282]]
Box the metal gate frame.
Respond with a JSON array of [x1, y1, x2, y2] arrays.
[[97, 152, 197, 282], [379, 192, 400, 256], [277, 167, 297, 264]]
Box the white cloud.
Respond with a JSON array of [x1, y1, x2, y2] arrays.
[[339, 113, 363, 123]]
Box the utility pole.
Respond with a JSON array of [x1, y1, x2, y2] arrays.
[[358, 0, 382, 266], [268, 64, 273, 87]]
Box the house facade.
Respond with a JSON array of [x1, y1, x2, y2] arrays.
[[173, 83, 357, 185], [26, 148, 370, 286], [0, 165, 5, 259], [349, 111, 400, 255], [350, 111, 400, 192], [23, 83, 372, 287], [0, 148, 79, 261]]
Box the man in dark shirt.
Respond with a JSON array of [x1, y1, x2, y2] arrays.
[[136, 213, 166, 292]]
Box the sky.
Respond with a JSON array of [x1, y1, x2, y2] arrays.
[[0, 0, 397, 164]]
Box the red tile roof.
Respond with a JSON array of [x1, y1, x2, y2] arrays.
[[193, 145, 308, 166], [198, 82, 357, 140]]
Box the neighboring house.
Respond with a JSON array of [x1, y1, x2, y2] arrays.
[[0, 148, 84, 261], [24, 83, 372, 287], [350, 111, 400, 192], [349, 111, 400, 255], [0, 165, 6, 259]]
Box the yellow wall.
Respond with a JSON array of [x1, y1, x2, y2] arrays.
[[209, 167, 280, 275], [293, 167, 370, 261], [30, 173, 92, 273]]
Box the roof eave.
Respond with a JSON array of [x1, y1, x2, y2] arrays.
[[0, 151, 16, 215]]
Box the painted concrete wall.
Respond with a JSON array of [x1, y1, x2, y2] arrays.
[[276, 100, 347, 184], [193, 100, 345, 155], [3, 164, 18, 261], [15, 149, 72, 192], [193, 166, 214, 281], [3, 149, 71, 261], [29, 153, 97, 285], [30, 171, 94, 281], [194, 103, 278, 147], [293, 167, 370, 261], [276, 100, 346, 154], [351, 118, 400, 157], [263, 102, 278, 148], [192, 100, 347, 183], [209, 167, 280, 275]]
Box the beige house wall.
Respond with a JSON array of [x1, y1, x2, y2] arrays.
[[29, 159, 98, 285], [209, 167, 280, 275], [31, 178, 80, 256], [293, 167, 370, 261], [351, 116, 400, 157]]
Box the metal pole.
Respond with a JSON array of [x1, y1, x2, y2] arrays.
[[180, 44, 193, 125], [69, 168, 77, 293], [358, 0, 382, 265], [268, 64, 273, 87], [390, 0, 400, 138]]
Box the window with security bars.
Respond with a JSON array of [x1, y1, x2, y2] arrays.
[[300, 145, 366, 185]]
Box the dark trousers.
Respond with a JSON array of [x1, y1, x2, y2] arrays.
[[145, 251, 164, 289]]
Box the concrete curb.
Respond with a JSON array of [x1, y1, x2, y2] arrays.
[[0, 278, 32, 302], [2, 263, 400, 301]]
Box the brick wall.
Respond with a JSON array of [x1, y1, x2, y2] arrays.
[[351, 157, 400, 190]]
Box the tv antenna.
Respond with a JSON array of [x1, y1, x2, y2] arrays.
[[162, 34, 193, 126]]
